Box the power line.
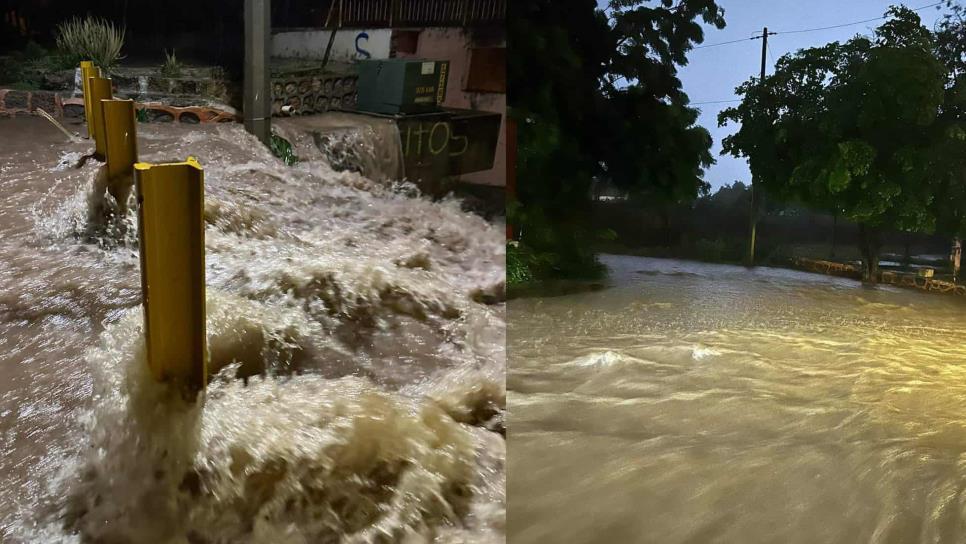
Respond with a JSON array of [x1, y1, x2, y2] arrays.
[[690, 99, 741, 105], [777, 14, 894, 35], [693, 36, 758, 50], [778, 1, 943, 34], [691, 1, 946, 51]]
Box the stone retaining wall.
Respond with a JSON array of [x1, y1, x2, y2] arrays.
[[3, 70, 358, 121], [793, 256, 966, 295], [0, 89, 64, 117], [792, 257, 861, 280], [0, 89, 239, 124], [272, 74, 358, 115]]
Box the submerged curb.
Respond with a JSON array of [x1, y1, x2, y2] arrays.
[[793, 257, 966, 295]]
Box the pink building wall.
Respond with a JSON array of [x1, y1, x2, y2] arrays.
[[395, 27, 506, 187]]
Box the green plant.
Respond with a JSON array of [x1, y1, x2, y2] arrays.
[[135, 108, 148, 123], [22, 41, 46, 59], [55, 16, 125, 71], [719, 7, 958, 282], [693, 238, 727, 262], [507, 242, 534, 285], [269, 132, 298, 166], [160, 49, 182, 78]]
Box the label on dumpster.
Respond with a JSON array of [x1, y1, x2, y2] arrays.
[[421, 61, 435, 75]]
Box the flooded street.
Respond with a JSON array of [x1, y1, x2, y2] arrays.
[[509, 254, 966, 543], [0, 117, 505, 543]]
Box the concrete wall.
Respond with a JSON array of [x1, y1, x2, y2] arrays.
[[272, 29, 392, 60], [395, 27, 506, 187]]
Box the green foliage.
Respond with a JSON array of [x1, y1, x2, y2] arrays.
[[693, 237, 727, 262], [0, 42, 76, 88], [55, 16, 125, 71], [269, 133, 298, 166], [510, 0, 723, 280], [506, 238, 602, 285], [929, 2, 966, 237], [719, 6, 964, 279], [135, 108, 149, 123], [161, 49, 183, 78], [507, 242, 534, 285], [22, 41, 46, 59]]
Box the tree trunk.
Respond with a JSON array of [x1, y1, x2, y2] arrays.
[[952, 238, 961, 283], [661, 208, 671, 248], [830, 212, 837, 259], [903, 234, 912, 266], [858, 224, 881, 284]]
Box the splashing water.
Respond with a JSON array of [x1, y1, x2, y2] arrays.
[[510, 254, 966, 543], [0, 117, 505, 543]]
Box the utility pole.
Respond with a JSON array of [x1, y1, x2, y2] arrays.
[[747, 26, 774, 267], [244, 0, 271, 145]]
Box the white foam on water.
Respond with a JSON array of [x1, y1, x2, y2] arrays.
[[1, 122, 505, 543]]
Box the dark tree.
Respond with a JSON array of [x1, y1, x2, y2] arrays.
[[509, 0, 723, 280], [720, 7, 956, 282]]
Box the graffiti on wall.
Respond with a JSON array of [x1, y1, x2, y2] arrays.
[[272, 29, 391, 60], [355, 32, 372, 59], [403, 121, 467, 157]]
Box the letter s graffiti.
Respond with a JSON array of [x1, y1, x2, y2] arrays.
[[355, 32, 372, 59]]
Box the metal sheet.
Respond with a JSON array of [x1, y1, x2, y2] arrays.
[[88, 76, 112, 159], [134, 158, 207, 396], [80, 61, 98, 139], [102, 99, 138, 209]]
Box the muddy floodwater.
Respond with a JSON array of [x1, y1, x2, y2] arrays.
[[509, 254, 966, 543], [0, 117, 505, 543]]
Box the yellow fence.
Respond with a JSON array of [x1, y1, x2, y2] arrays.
[[80, 61, 99, 137], [101, 99, 138, 212], [88, 76, 112, 159], [80, 61, 208, 396], [134, 158, 208, 395]]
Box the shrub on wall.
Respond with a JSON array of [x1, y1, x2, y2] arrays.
[[55, 16, 125, 71]]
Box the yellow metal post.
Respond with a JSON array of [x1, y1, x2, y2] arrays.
[[80, 61, 99, 139], [134, 158, 207, 395], [88, 76, 112, 160], [101, 99, 138, 211]]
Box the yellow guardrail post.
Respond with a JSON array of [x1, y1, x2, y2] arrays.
[[80, 61, 99, 139], [101, 99, 138, 212], [88, 76, 112, 160], [134, 158, 207, 396]]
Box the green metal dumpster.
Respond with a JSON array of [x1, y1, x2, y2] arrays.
[[356, 59, 450, 115]]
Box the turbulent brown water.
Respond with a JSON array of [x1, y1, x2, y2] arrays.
[[0, 117, 505, 543], [509, 254, 966, 543]]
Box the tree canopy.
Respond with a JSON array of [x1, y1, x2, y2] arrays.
[[510, 0, 724, 279], [719, 6, 966, 281]]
